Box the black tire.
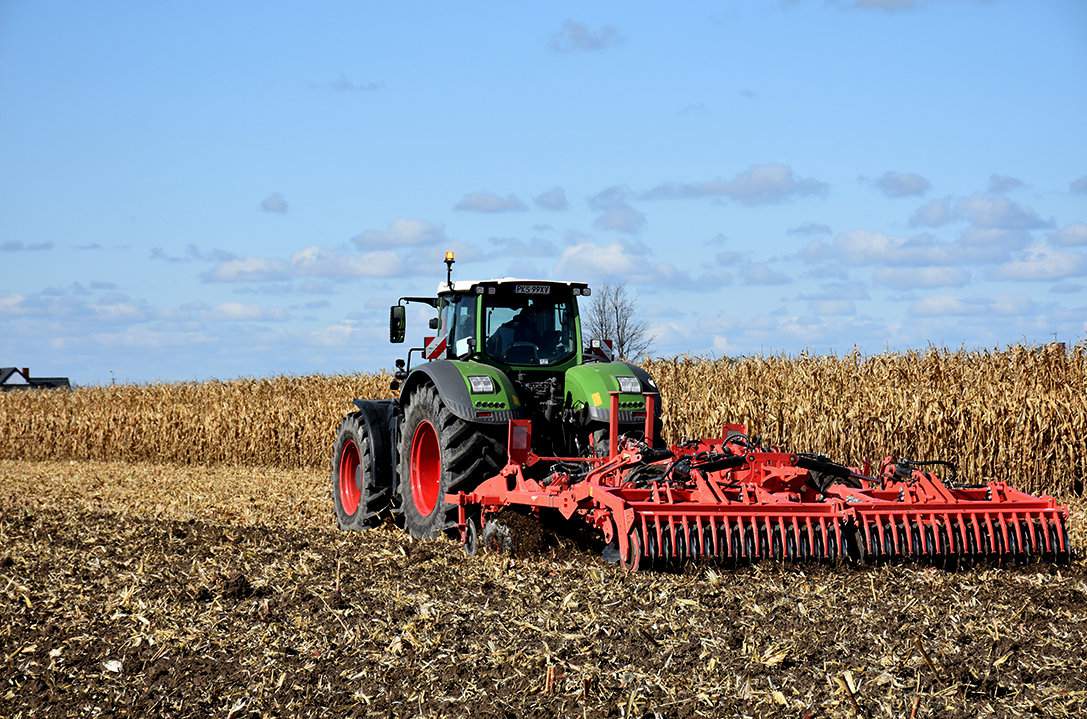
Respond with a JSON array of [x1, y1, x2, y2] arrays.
[[398, 384, 504, 539], [331, 412, 388, 530]]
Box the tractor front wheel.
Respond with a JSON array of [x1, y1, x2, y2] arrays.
[[398, 384, 503, 539]]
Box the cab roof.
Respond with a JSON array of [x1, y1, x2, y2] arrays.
[[436, 277, 588, 295]]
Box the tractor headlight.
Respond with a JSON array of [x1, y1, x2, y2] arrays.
[[469, 375, 496, 393], [617, 376, 641, 394]]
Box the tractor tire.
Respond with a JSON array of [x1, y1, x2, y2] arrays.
[[398, 384, 504, 539], [331, 412, 389, 530]]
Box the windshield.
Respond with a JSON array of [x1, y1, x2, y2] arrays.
[[483, 291, 577, 366]]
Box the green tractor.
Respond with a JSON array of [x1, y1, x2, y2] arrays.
[[331, 251, 662, 538]]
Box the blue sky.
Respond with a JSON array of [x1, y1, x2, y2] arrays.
[[2, 1, 1086, 384]]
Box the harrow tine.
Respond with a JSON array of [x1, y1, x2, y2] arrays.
[[790, 517, 801, 562], [978, 511, 986, 561], [804, 517, 814, 561], [873, 514, 885, 560], [698, 517, 710, 560], [1039, 512, 1052, 555], [721, 517, 731, 560], [886, 514, 900, 557], [983, 512, 995, 558], [776, 517, 788, 562], [1011, 512, 1025, 562], [1055, 514, 1069, 557], [832, 518, 843, 563], [997, 513, 1011, 562], [744, 521, 757, 564]]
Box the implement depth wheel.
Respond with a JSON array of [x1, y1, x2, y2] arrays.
[[398, 384, 503, 539], [331, 412, 388, 530]]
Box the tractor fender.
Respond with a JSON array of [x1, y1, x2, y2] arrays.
[[398, 360, 520, 425], [350, 399, 399, 495], [569, 362, 664, 424]]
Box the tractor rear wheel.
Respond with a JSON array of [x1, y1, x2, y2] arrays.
[[331, 412, 388, 530], [399, 384, 503, 539]]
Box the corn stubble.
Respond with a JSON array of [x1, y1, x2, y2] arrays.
[[1, 459, 1086, 718], [1, 345, 1084, 495]]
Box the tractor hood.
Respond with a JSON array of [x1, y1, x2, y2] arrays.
[[564, 361, 660, 423]]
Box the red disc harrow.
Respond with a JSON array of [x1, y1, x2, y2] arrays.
[[450, 392, 1071, 569]]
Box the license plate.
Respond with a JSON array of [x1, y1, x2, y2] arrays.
[[514, 284, 550, 295]]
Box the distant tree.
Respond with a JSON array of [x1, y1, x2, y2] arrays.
[[585, 283, 653, 360]]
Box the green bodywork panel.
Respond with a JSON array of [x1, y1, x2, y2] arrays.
[[449, 359, 520, 411], [563, 362, 649, 416]]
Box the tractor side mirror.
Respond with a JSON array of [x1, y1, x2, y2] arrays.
[[389, 305, 406, 343], [428, 317, 439, 330]]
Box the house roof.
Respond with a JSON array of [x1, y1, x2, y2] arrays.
[[0, 367, 27, 385], [0, 367, 70, 390]]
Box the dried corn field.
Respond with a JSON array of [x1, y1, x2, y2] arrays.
[[2, 459, 1086, 718], [2, 346, 1085, 496]]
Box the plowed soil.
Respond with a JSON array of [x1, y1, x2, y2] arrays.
[[1, 460, 1085, 718]]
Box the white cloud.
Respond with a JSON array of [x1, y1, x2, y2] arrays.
[[555, 241, 685, 285], [212, 302, 286, 321], [1050, 224, 1087, 247], [642, 163, 828, 206], [1070, 176, 1087, 194], [875, 266, 970, 289], [0, 294, 26, 313], [588, 186, 646, 234], [909, 197, 956, 227], [312, 320, 361, 347], [806, 226, 1027, 269], [328, 75, 382, 93], [988, 174, 1024, 194], [742, 263, 791, 286], [805, 230, 945, 265], [534, 187, 568, 211], [910, 295, 980, 317], [911, 194, 1049, 230], [787, 222, 832, 236], [556, 241, 641, 278], [260, 193, 288, 214], [593, 206, 646, 234], [89, 302, 144, 320], [810, 300, 855, 315], [488, 236, 560, 257], [291, 246, 401, 278], [453, 192, 528, 213], [549, 20, 622, 53], [909, 294, 1041, 318], [871, 171, 930, 198], [203, 257, 290, 283], [352, 218, 449, 249], [957, 195, 1049, 230], [1, 241, 53, 252], [994, 243, 1087, 281]]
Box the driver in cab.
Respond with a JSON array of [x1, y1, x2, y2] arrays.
[[488, 301, 549, 363]]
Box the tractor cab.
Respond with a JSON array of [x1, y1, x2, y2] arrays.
[[433, 279, 589, 369]]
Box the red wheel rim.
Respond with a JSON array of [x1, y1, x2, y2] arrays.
[[410, 420, 441, 516], [338, 439, 361, 516]]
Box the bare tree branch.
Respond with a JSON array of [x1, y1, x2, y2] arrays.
[[585, 283, 653, 360]]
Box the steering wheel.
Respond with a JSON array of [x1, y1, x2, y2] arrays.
[[505, 341, 539, 364]]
